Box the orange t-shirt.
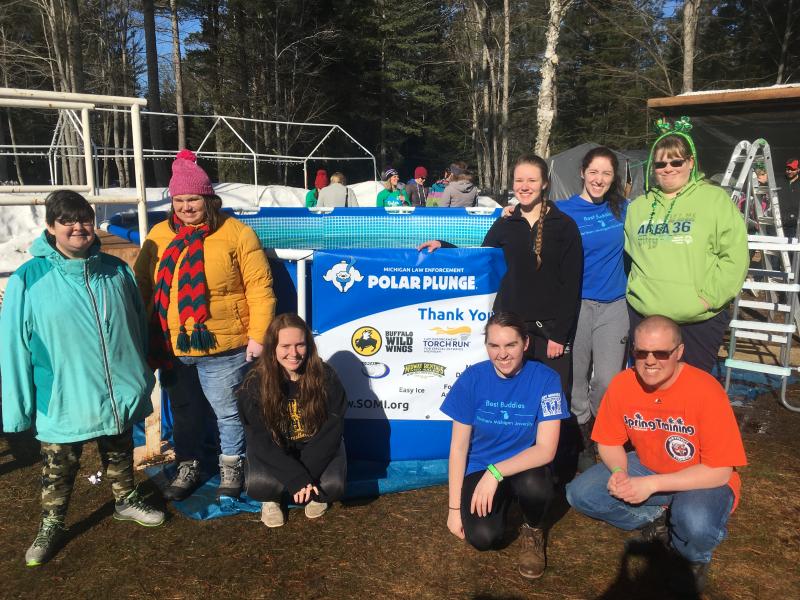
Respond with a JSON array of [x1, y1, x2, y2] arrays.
[[592, 364, 747, 510]]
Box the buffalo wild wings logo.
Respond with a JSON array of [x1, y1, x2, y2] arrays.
[[351, 326, 382, 356]]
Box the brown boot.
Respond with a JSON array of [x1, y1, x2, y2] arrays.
[[518, 524, 546, 579]]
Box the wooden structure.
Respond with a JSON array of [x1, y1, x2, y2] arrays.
[[647, 84, 800, 179]]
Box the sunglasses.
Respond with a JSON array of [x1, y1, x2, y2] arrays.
[[631, 344, 681, 360], [653, 159, 687, 170]]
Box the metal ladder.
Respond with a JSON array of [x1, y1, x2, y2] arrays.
[[723, 139, 800, 411], [720, 139, 792, 280]]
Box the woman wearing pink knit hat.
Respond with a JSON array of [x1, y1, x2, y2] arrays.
[[134, 149, 276, 502]]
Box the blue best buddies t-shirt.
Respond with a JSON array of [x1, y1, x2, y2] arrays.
[[556, 194, 627, 302], [440, 359, 569, 476]]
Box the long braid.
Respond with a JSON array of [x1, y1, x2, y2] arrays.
[[534, 197, 547, 270], [513, 152, 551, 270]]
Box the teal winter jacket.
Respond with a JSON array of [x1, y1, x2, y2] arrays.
[[0, 233, 155, 443]]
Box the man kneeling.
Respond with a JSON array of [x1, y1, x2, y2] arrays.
[[566, 315, 746, 593]]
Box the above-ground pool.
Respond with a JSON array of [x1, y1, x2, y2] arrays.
[[107, 206, 501, 249], [115, 207, 505, 499]]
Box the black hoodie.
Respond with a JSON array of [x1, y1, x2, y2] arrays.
[[238, 364, 346, 497], [481, 203, 583, 344]]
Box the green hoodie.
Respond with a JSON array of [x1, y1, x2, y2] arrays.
[[624, 179, 749, 323], [0, 233, 154, 443]]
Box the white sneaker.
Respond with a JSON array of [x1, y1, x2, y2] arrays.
[[114, 489, 165, 527], [304, 500, 328, 519], [260, 501, 285, 528]]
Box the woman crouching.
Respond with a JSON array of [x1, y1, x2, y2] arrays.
[[238, 313, 347, 527], [442, 312, 569, 579]]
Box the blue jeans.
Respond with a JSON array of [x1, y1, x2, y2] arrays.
[[566, 452, 735, 563], [168, 348, 250, 459]]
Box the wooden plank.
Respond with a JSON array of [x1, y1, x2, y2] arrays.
[[97, 230, 140, 268], [143, 380, 162, 461], [648, 86, 800, 109]]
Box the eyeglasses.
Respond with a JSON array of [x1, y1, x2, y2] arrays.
[[653, 159, 687, 170], [631, 344, 681, 360], [56, 219, 95, 227]]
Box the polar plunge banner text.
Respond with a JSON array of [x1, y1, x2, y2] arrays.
[[312, 248, 506, 421]]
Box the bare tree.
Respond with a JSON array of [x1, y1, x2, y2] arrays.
[[759, 0, 799, 84], [170, 0, 186, 149], [535, 0, 574, 158], [500, 0, 510, 191], [142, 0, 168, 185], [681, 0, 702, 93], [450, 1, 512, 193]]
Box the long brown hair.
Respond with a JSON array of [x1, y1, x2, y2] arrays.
[[581, 146, 626, 221], [514, 153, 550, 270], [243, 313, 329, 445]]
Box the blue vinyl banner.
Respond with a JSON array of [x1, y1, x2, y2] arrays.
[[312, 248, 506, 422]]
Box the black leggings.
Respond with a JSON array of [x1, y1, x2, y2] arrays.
[[460, 466, 554, 551], [525, 331, 572, 398], [245, 442, 347, 505]]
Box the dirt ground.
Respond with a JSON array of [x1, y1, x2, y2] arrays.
[[0, 388, 798, 600]]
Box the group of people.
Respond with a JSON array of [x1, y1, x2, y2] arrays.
[[304, 161, 480, 208], [423, 127, 749, 592], [1, 150, 347, 567], [1, 125, 751, 594], [305, 169, 358, 208], [376, 161, 480, 208]]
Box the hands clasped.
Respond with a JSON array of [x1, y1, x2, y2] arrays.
[[607, 470, 655, 505], [293, 483, 320, 505]]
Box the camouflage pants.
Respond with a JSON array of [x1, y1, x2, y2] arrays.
[[40, 430, 134, 520]]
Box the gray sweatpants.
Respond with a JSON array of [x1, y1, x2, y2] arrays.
[[570, 298, 629, 425]]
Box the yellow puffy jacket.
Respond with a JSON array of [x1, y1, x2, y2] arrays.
[[134, 214, 276, 356]]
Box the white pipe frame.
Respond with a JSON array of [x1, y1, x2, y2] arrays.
[[0, 88, 148, 248]]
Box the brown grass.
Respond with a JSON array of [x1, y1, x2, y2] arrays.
[[0, 390, 798, 600]]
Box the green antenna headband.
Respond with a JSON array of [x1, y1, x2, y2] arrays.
[[644, 116, 701, 191]]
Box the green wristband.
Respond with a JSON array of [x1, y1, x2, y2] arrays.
[[487, 464, 504, 482], [610, 467, 625, 474]]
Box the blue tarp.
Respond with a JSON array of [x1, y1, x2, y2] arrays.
[[147, 459, 448, 520]]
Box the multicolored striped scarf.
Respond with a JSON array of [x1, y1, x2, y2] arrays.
[[151, 215, 216, 361]]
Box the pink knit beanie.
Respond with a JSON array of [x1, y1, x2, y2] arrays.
[[169, 149, 214, 197]]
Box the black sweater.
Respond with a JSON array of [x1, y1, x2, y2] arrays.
[[481, 203, 583, 344], [237, 364, 347, 496]]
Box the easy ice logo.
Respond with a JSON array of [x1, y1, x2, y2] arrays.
[[323, 258, 364, 293]]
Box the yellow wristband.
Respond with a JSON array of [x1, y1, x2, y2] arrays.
[[610, 467, 625, 474]]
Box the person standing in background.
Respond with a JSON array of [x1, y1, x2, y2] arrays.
[[305, 169, 329, 208], [440, 161, 479, 208], [406, 166, 429, 206], [780, 158, 800, 237], [318, 172, 357, 207], [376, 168, 411, 207], [427, 166, 452, 206]]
